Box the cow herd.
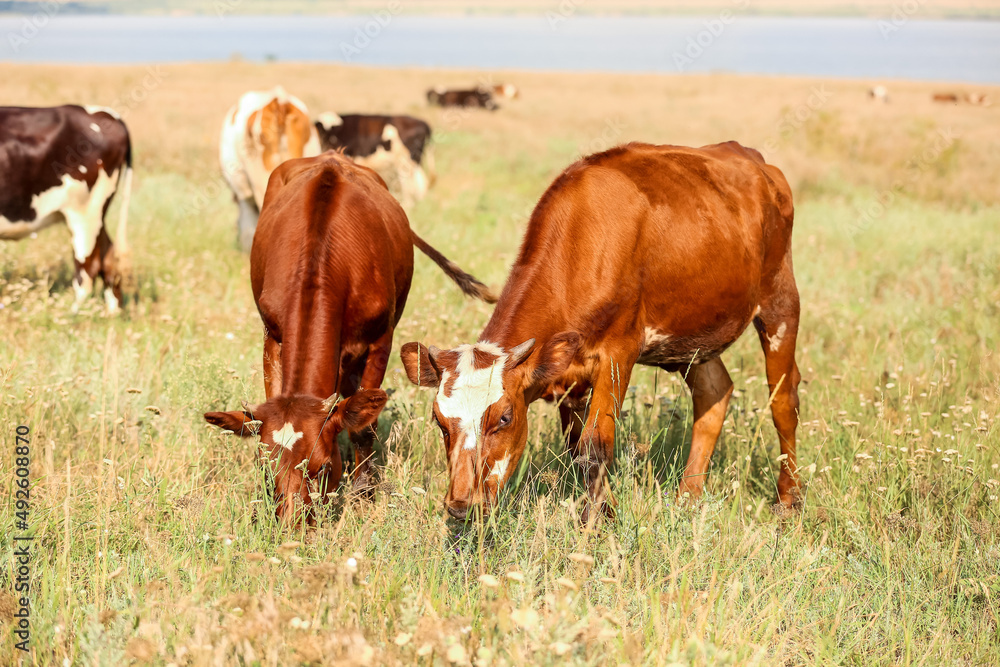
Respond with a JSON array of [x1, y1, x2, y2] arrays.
[[2, 82, 803, 527]]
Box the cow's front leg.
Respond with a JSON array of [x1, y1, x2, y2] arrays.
[[347, 334, 393, 499], [577, 354, 635, 525]]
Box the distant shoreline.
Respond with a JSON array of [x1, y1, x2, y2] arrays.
[[1, 1, 999, 20]]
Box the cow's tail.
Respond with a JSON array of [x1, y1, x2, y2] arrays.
[[115, 127, 136, 298], [410, 230, 498, 304]]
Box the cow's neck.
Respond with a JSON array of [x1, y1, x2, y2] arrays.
[[279, 299, 343, 399]]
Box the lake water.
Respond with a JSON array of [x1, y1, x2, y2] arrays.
[[2, 14, 999, 83]]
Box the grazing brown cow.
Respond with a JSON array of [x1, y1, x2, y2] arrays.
[[932, 92, 960, 104], [401, 141, 801, 523], [205, 152, 496, 522]]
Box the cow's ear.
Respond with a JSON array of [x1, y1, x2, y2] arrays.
[[529, 332, 582, 387], [338, 389, 388, 432], [401, 342, 441, 387], [205, 410, 261, 437]]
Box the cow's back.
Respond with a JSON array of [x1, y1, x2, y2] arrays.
[[250, 153, 414, 339], [0, 106, 129, 220], [489, 142, 793, 352]]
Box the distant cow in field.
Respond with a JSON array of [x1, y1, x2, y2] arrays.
[[868, 85, 889, 103], [402, 141, 802, 523], [932, 92, 960, 104], [964, 92, 992, 106], [426, 87, 498, 111], [0, 105, 133, 312], [205, 152, 497, 522], [493, 83, 520, 100], [219, 86, 320, 251], [314, 112, 434, 208]]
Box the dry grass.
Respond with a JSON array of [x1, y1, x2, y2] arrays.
[[1, 63, 999, 665]]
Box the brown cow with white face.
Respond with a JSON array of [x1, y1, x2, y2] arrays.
[[205, 152, 496, 522], [402, 141, 802, 523]]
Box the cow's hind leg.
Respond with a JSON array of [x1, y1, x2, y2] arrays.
[[753, 276, 803, 509], [92, 228, 123, 313], [236, 197, 260, 253], [677, 357, 734, 502]]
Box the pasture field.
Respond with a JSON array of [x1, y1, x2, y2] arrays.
[[1, 63, 999, 665]]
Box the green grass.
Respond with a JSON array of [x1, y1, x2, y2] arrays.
[[2, 77, 1000, 665]]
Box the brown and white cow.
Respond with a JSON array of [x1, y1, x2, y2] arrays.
[[219, 86, 321, 251], [493, 83, 520, 100], [402, 141, 802, 523], [0, 105, 133, 312], [314, 112, 434, 209], [205, 151, 496, 522], [426, 87, 498, 111]]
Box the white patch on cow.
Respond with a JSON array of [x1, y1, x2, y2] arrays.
[[318, 111, 343, 129], [271, 422, 303, 451], [754, 304, 762, 317], [643, 327, 670, 349], [769, 322, 788, 352], [489, 454, 510, 480], [63, 167, 120, 262], [89, 122, 101, 133], [0, 173, 82, 240], [436, 343, 507, 452], [84, 105, 121, 119], [72, 271, 93, 306], [78, 165, 88, 174], [637, 327, 672, 363], [104, 287, 119, 313]]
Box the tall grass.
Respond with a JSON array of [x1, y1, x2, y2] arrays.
[[1, 64, 998, 665]]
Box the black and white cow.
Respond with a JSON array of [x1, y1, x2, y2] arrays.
[[0, 105, 133, 312], [314, 112, 434, 209]]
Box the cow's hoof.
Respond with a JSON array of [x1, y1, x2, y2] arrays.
[[775, 487, 804, 514]]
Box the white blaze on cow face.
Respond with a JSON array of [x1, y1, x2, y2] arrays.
[[271, 422, 304, 451], [63, 168, 120, 263], [436, 342, 507, 453]]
